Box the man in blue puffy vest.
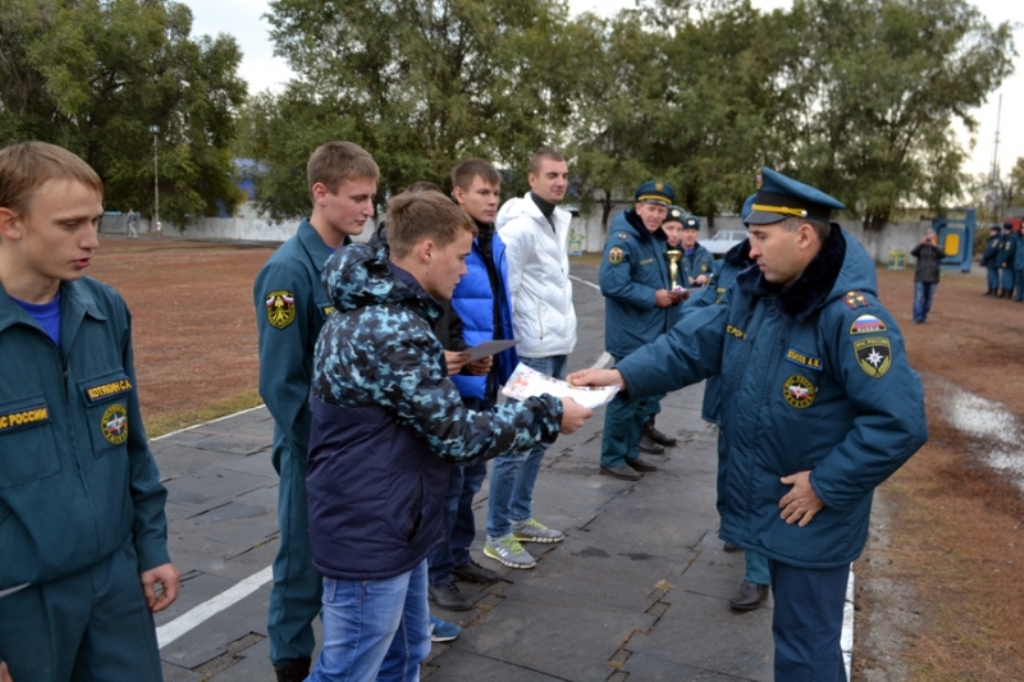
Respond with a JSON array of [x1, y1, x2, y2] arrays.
[[426, 159, 514, 609], [597, 180, 686, 480], [571, 168, 927, 681]]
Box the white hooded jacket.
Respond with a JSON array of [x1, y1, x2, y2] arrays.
[[496, 194, 577, 358]]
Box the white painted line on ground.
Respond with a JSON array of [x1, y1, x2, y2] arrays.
[[156, 565, 274, 649], [569, 274, 600, 292], [151, 404, 265, 441], [842, 564, 855, 679]]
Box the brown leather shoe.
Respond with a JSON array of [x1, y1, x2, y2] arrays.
[[638, 434, 666, 454], [600, 464, 642, 481], [730, 581, 769, 611], [626, 456, 658, 472], [644, 418, 677, 446]]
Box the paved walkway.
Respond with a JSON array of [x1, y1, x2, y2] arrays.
[[154, 265, 773, 681]]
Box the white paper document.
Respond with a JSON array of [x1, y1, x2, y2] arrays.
[[502, 363, 619, 410]]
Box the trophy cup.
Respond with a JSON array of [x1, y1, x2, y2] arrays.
[[666, 249, 683, 290]]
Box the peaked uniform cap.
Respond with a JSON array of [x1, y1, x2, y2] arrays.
[[746, 167, 845, 225], [683, 216, 700, 230], [741, 193, 757, 227], [664, 206, 686, 224], [635, 180, 675, 205]]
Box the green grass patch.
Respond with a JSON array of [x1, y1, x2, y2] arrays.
[[144, 389, 264, 439], [569, 252, 603, 268]]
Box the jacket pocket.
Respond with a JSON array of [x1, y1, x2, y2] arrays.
[[0, 396, 61, 488], [78, 372, 133, 459]]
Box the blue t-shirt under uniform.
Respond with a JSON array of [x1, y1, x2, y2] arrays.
[[12, 291, 61, 346]]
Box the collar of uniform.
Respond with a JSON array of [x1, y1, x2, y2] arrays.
[[0, 277, 105, 335], [625, 209, 666, 243], [386, 260, 443, 325], [297, 219, 335, 273], [737, 225, 846, 322], [723, 238, 752, 267]]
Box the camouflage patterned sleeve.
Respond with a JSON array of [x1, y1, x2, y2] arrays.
[[315, 306, 563, 463]]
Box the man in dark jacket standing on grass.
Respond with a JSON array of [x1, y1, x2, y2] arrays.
[[304, 190, 592, 682], [910, 229, 941, 323]]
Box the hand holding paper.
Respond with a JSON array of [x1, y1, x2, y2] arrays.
[[503, 363, 619, 410]]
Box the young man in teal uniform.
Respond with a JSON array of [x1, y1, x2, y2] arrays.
[[597, 181, 686, 479], [572, 168, 927, 681], [0, 142, 179, 681], [253, 141, 379, 682]]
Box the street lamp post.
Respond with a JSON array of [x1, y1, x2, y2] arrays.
[[149, 125, 160, 237]]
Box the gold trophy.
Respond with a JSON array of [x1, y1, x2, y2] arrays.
[[666, 249, 682, 289]]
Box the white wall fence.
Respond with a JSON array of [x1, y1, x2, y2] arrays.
[[102, 202, 936, 265]]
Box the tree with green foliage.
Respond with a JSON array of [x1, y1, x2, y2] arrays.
[[0, 0, 247, 226]]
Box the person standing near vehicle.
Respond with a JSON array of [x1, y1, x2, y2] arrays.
[[253, 141, 378, 682], [571, 167, 927, 680], [910, 229, 941, 323], [0, 141, 179, 681], [484, 150, 577, 569]]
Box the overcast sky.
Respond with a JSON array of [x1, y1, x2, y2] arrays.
[[183, 0, 1022, 180]]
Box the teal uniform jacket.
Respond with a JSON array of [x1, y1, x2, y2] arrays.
[[681, 243, 715, 287], [998, 232, 1017, 268], [616, 228, 927, 569], [254, 220, 335, 466], [1015, 233, 1024, 270], [600, 209, 675, 358], [0, 277, 170, 589]]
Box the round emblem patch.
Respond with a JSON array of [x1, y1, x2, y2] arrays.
[[101, 403, 129, 444], [265, 290, 296, 329], [782, 375, 816, 409], [608, 247, 624, 265]]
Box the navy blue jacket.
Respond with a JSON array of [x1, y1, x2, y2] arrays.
[[450, 223, 517, 401], [997, 232, 1017, 267], [306, 244, 562, 580], [1015, 233, 1024, 270], [681, 243, 715, 287], [981, 235, 1002, 267], [600, 209, 675, 358], [617, 228, 926, 569]]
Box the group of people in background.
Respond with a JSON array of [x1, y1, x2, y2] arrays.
[[981, 222, 1024, 301]]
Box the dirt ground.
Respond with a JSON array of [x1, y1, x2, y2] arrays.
[[90, 236, 1024, 679]]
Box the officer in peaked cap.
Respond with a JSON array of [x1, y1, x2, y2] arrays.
[[679, 215, 714, 289], [597, 180, 685, 479], [572, 166, 926, 681]]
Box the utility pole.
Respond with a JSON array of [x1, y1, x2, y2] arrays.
[[149, 125, 160, 234], [987, 94, 1002, 218]]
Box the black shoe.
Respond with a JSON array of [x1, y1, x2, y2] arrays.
[[428, 582, 473, 611], [626, 456, 658, 472], [638, 434, 665, 455], [275, 658, 312, 682], [985, 288, 994, 296], [600, 464, 642, 481], [644, 418, 677, 446], [723, 542, 741, 552], [452, 560, 499, 584], [730, 581, 770, 611]]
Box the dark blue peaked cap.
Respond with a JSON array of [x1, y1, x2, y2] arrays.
[[635, 180, 675, 205], [747, 167, 845, 225], [664, 206, 686, 224], [741, 193, 756, 226]]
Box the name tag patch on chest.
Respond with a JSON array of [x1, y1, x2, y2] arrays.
[[0, 405, 50, 432], [783, 375, 816, 409], [101, 404, 129, 445], [785, 348, 822, 371], [639, 258, 654, 265], [726, 325, 746, 340], [85, 378, 133, 403]]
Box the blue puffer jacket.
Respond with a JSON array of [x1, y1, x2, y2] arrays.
[[600, 209, 674, 358], [306, 243, 562, 580], [616, 227, 927, 569], [451, 225, 517, 401]]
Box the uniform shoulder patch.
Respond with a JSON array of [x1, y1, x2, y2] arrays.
[[854, 337, 892, 378], [265, 290, 296, 329], [616, 232, 629, 240], [101, 403, 129, 445], [608, 247, 624, 265], [849, 314, 887, 335], [783, 375, 816, 409], [843, 290, 870, 310]]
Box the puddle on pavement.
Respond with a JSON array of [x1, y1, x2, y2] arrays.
[[941, 385, 1024, 491]]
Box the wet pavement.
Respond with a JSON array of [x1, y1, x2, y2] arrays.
[[152, 265, 775, 681]]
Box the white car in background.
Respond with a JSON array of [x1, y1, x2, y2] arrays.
[[704, 230, 747, 257]]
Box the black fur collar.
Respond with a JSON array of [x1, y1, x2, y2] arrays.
[[736, 226, 846, 322], [724, 238, 752, 267]]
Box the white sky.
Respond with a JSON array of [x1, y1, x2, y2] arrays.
[[184, 0, 1022, 179]]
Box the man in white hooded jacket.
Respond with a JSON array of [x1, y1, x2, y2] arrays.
[[485, 150, 578, 569]]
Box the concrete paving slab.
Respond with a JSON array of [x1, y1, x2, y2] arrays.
[[619, 652, 756, 682], [153, 443, 235, 481], [161, 661, 203, 682], [216, 453, 278, 478], [191, 434, 273, 457], [161, 588, 272, 670], [164, 466, 275, 510], [425, 648, 563, 681]]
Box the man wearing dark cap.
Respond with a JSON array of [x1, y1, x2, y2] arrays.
[[572, 167, 927, 681], [597, 181, 686, 479], [679, 215, 715, 289], [980, 225, 1002, 296]]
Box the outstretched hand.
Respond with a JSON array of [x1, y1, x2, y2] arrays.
[[566, 368, 624, 391], [559, 397, 593, 434], [778, 470, 824, 527]]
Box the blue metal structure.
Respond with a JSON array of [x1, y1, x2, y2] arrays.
[[932, 209, 976, 273]]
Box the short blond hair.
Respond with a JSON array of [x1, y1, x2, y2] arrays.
[[306, 142, 380, 197], [0, 142, 103, 216], [387, 191, 477, 258]]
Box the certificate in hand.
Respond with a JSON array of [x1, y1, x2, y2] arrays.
[[463, 338, 519, 364], [502, 362, 619, 410]]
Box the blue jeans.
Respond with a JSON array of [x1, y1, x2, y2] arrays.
[[429, 401, 489, 587], [770, 561, 849, 682], [487, 355, 567, 539], [912, 281, 936, 322], [309, 561, 431, 682]]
